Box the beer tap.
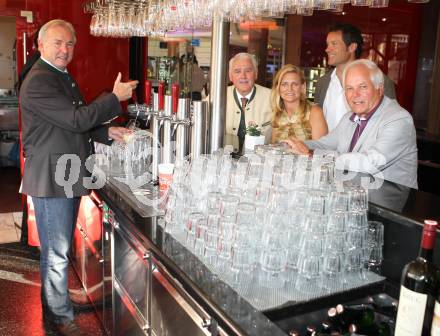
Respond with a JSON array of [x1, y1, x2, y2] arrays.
[[170, 83, 187, 136], [143, 79, 153, 128], [161, 94, 174, 164], [173, 97, 192, 162], [172, 116, 191, 137], [127, 80, 153, 128], [156, 81, 167, 128], [158, 81, 165, 112], [150, 81, 166, 183]]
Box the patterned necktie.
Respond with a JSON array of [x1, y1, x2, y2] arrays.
[[241, 97, 248, 110], [237, 97, 248, 152]]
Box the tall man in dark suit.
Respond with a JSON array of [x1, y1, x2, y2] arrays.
[[314, 23, 396, 132], [20, 19, 137, 336]]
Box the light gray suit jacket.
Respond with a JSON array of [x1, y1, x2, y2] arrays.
[[305, 96, 418, 189]]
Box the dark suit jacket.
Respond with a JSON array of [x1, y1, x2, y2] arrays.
[[314, 68, 397, 108], [20, 59, 122, 197]]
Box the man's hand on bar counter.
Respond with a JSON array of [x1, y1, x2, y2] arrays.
[[283, 138, 312, 155], [112, 72, 138, 101], [109, 126, 133, 143]]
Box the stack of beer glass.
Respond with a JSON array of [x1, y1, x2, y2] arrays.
[[94, 130, 152, 182], [163, 147, 383, 307]]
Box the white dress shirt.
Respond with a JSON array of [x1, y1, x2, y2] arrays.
[[322, 69, 350, 132], [40, 56, 68, 73], [236, 87, 255, 102]]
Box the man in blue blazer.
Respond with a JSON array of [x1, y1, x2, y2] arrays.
[[20, 19, 137, 335], [285, 59, 417, 189]]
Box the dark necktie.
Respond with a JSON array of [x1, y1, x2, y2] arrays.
[[349, 119, 368, 152], [237, 97, 248, 152]]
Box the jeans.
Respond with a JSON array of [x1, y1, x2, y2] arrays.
[[32, 196, 81, 324]]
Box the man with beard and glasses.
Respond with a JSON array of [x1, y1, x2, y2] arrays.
[[225, 53, 272, 153]]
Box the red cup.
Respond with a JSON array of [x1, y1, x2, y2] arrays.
[[158, 163, 174, 193]]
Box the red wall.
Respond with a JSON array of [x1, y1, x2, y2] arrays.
[[299, 2, 423, 113], [1, 0, 130, 103]]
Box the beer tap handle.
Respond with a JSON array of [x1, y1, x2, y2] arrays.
[[145, 80, 152, 107], [158, 81, 165, 111], [172, 83, 180, 114]]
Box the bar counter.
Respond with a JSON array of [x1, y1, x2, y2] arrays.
[[73, 173, 440, 336], [95, 176, 286, 335]]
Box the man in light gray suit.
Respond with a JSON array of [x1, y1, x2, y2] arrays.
[[285, 59, 417, 189]]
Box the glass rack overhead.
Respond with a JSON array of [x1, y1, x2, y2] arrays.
[[83, 0, 430, 38]]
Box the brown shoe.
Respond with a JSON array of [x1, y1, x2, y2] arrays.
[[68, 289, 95, 312], [56, 320, 85, 336], [69, 289, 90, 305]]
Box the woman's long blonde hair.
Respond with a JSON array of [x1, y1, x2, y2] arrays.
[[271, 64, 309, 128]]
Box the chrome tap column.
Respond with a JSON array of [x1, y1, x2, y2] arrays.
[[191, 101, 209, 159], [209, 16, 230, 153], [174, 98, 191, 162], [162, 95, 173, 164], [126, 85, 210, 181], [151, 92, 161, 182]]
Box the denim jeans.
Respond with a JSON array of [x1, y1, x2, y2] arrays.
[[32, 196, 81, 324]]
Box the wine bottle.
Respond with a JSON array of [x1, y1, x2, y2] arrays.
[[336, 303, 374, 326], [288, 330, 300, 336], [371, 301, 398, 319], [431, 267, 440, 335], [377, 321, 391, 336], [349, 323, 390, 336], [305, 325, 317, 336], [319, 321, 332, 335], [348, 322, 379, 335], [328, 307, 344, 333], [395, 219, 439, 336]]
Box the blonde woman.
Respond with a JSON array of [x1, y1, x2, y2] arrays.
[[271, 64, 328, 143]]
